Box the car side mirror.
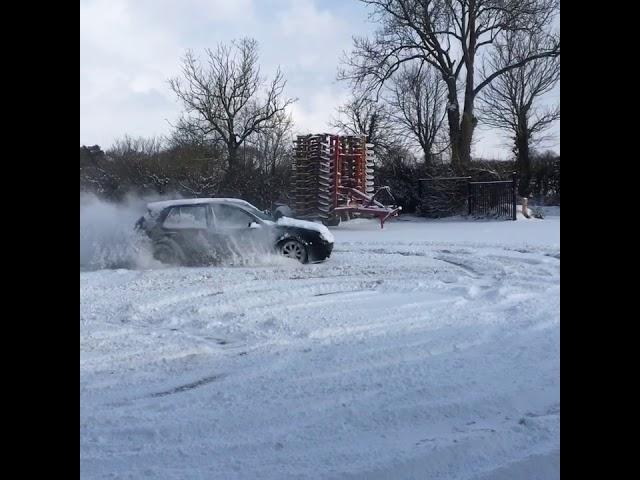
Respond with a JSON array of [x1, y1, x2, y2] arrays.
[[249, 221, 261, 229]]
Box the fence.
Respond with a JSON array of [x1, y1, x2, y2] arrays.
[[467, 173, 517, 220], [417, 177, 471, 218], [418, 173, 517, 220]]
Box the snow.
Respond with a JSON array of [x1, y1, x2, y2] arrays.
[[276, 216, 335, 243], [535, 206, 560, 218], [147, 198, 254, 212], [334, 214, 559, 248], [80, 214, 559, 479]]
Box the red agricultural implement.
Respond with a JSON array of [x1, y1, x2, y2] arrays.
[[292, 134, 401, 228]]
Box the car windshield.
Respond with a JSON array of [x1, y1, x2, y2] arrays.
[[239, 203, 273, 221]]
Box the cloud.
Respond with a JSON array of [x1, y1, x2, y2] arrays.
[[80, 0, 354, 147], [288, 87, 350, 135], [80, 0, 558, 157]]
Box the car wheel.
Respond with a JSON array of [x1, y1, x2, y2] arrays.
[[154, 242, 182, 266], [280, 239, 308, 263]]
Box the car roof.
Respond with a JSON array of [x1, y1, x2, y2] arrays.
[[147, 198, 255, 212]]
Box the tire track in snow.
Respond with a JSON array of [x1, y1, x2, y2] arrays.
[[150, 373, 226, 398], [81, 236, 559, 480]]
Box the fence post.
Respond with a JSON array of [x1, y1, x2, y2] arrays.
[[511, 172, 517, 221], [467, 181, 472, 216]]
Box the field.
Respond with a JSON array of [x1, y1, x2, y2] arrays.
[[80, 213, 560, 479]]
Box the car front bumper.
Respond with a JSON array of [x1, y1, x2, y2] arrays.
[[308, 239, 334, 263]]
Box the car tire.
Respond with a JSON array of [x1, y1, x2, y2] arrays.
[[153, 240, 185, 266], [279, 239, 309, 263]]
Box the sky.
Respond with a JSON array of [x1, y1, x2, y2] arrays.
[[80, 0, 559, 159]]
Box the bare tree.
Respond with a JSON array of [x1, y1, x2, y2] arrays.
[[104, 136, 169, 194], [330, 94, 397, 157], [169, 38, 296, 175], [339, 0, 560, 172], [109, 135, 165, 158], [164, 127, 228, 195], [387, 62, 448, 164], [250, 110, 294, 177], [478, 31, 560, 196]]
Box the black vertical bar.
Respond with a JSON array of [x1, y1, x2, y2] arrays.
[[504, 185, 511, 219], [506, 184, 509, 219], [475, 184, 478, 217], [512, 172, 517, 220], [493, 185, 496, 217], [505, 183, 508, 220], [485, 185, 489, 217], [474, 184, 476, 216], [502, 184, 506, 219], [505, 184, 508, 219], [491, 184, 498, 217], [485, 184, 488, 217], [467, 181, 471, 216], [483, 185, 487, 217], [472, 184, 475, 217]]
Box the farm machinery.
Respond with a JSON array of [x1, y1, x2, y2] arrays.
[[290, 134, 401, 228]]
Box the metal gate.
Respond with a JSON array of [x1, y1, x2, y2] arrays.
[[417, 176, 471, 218], [467, 174, 517, 220]]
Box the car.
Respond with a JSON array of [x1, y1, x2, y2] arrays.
[[135, 198, 334, 265]]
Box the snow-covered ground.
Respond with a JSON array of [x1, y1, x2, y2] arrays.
[[80, 214, 560, 479]]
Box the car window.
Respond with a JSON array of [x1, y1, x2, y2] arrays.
[[241, 204, 273, 221], [212, 204, 253, 229], [163, 205, 208, 229]]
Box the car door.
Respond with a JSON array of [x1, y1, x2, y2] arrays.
[[209, 203, 267, 258], [161, 204, 212, 262]]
